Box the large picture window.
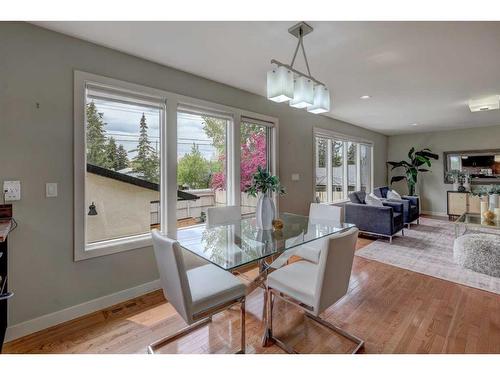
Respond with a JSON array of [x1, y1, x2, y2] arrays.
[[314, 131, 372, 203], [240, 118, 273, 215], [84, 85, 164, 247], [75, 72, 278, 260], [177, 110, 230, 228]]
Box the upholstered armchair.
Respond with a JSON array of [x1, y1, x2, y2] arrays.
[[345, 191, 405, 243], [373, 186, 420, 228]]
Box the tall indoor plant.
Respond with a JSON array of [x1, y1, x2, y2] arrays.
[[387, 147, 439, 196], [246, 166, 286, 230]]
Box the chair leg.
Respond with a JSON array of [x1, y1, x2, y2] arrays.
[[262, 288, 273, 347], [389, 235, 393, 244], [147, 316, 212, 354], [263, 289, 297, 353], [304, 312, 364, 354], [401, 228, 405, 236], [263, 289, 363, 354], [236, 299, 246, 354], [148, 297, 246, 354]]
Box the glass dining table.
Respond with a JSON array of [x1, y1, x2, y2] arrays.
[[177, 212, 355, 272], [177, 211, 355, 346]]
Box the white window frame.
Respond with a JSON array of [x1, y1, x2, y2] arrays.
[[313, 128, 373, 204], [74, 71, 278, 261]]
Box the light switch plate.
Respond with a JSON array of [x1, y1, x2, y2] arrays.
[[46, 183, 58, 198], [3, 181, 21, 201], [291, 173, 300, 181]]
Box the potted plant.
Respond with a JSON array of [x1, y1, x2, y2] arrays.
[[388, 147, 439, 196], [246, 166, 286, 230], [446, 169, 468, 191]]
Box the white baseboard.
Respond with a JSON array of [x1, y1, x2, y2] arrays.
[[5, 279, 161, 343], [421, 210, 448, 217]]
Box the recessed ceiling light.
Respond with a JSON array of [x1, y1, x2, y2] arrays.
[[360, 95, 371, 99], [410, 123, 418, 126]]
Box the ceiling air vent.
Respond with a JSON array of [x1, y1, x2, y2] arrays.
[[468, 95, 500, 112]]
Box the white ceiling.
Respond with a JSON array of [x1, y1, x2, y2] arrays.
[[33, 21, 500, 135]]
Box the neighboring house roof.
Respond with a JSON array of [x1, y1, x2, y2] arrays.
[[87, 164, 199, 201]]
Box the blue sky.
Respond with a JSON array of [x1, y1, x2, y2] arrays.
[[93, 99, 217, 160]]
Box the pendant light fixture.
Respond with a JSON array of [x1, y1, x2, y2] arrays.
[[267, 22, 330, 114]]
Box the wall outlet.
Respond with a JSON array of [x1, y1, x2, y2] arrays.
[[291, 173, 300, 181], [46, 183, 58, 198], [3, 181, 21, 201]]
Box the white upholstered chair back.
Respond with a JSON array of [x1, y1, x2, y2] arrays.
[[309, 203, 342, 223], [206, 206, 241, 226], [313, 227, 358, 315], [152, 230, 193, 324]]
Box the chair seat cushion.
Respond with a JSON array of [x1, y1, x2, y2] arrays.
[[187, 264, 246, 315], [267, 260, 318, 307]]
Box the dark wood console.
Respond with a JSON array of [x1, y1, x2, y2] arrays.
[[0, 204, 14, 353]]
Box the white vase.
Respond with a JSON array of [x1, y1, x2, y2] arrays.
[[256, 194, 275, 230]]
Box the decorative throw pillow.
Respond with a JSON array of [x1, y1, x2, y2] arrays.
[[365, 193, 384, 207], [387, 189, 402, 200]]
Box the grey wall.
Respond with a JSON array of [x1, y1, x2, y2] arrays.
[[388, 125, 500, 214], [0, 22, 387, 326]]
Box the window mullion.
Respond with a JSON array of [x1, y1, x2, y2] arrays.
[[356, 143, 361, 191], [164, 99, 178, 238], [231, 116, 240, 207], [326, 139, 333, 203], [343, 141, 348, 200]]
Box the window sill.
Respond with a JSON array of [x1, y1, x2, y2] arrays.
[[75, 233, 153, 261]]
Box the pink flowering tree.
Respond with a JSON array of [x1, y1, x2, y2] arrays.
[[210, 129, 267, 192]]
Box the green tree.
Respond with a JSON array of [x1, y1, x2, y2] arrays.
[[115, 144, 129, 171], [316, 138, 327, 167], [105, 136, 118, 170], [177, 144, 211, 189], [202, 117, 263, 152], [347, 143, 356, 165], [86, 101, 108, 166], [131, 113, 158, 182], [332, 141, 343, 167]]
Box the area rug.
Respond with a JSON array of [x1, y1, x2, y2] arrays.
[[356, 217, 500, 295]]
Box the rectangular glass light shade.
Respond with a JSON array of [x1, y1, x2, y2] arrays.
[[289, 76, 314, 108], [307, 85, 331, 114], [267, 65, 294, 103]]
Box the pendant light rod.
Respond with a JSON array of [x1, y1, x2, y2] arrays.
[[270, 59, 326, 87]]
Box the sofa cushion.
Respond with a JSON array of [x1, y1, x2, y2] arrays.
[[366, 193, 384, 207], [348, 191, 366, 204], [373, 186, 390, 199], [387, 189, 402, 200]]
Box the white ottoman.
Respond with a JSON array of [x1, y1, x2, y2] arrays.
[[453, 233, 500, 277]]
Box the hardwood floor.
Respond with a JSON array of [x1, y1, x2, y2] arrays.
[[4, 227, 500, 354]]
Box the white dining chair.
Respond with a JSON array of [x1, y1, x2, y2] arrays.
[[206, 205, 241, 226], [308, 202, 343, 223], [264, 227, 364, 354], [269, 203, 343, 268], [148, 230, 246, 354]]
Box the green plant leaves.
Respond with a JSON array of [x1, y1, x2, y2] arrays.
[[415, 150, 439, 160], [390, 175, 406, 184], [245, 165, 286, 197], [408, 147, 415, 160], [388, 147, 439, 189]]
